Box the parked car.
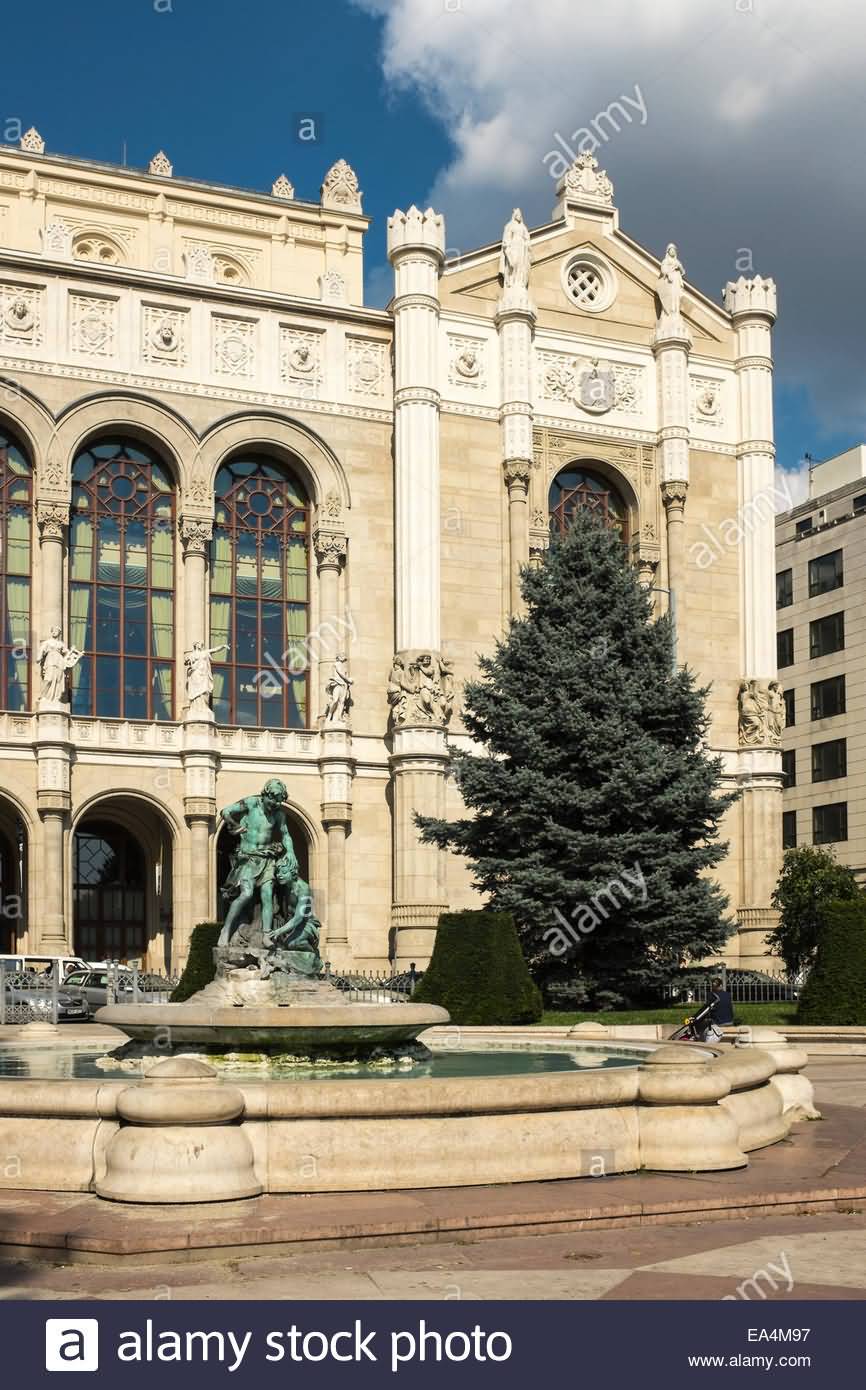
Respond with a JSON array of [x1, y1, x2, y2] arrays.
[[62, 969, 174, 1009], [61, 968, 135, 1010], [2, 974, 90, 1021]]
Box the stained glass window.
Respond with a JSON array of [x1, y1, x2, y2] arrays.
[[0, 430, 32, 711], [210, 456, 310, 728], [69, 439, 175, 720], [548, 466, 629, 543]]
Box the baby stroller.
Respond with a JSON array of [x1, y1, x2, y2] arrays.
[[670, 999, 723, 1044]]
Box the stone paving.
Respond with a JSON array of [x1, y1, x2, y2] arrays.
[[0, 1056, 863, 1301]]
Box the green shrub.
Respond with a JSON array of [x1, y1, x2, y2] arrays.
[[413, 910, 543, 1024], [170, 922, 221, 1002], [797, 899, 866, 1025]]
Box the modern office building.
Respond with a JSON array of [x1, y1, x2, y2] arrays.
[[776, 446, 866, 875], [0, 132, 781, 971]]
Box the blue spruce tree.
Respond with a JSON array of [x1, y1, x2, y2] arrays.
[[418, 508, 737, 1004]]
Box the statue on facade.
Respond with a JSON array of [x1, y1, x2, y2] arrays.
[[499, 208, 531, 291], [37, 627, 82, 705], [657, 242, 685, 323], [737, 679, 764, 746], [738, 678, 785, 747], [388, 651, 455, 728], [218, 778, 299, 947], [323, 653, 353, 724], [184, 640, 229, 713], [387, 655, 416, 726], [766, 680, 786, 745]]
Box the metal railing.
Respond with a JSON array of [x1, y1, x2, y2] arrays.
[[661, 967, 804, 1006], [1, 960, 177, 1026], [322, 965, 420, 1003]]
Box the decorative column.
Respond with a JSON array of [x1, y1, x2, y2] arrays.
[[653, 243, 692, 637], [179, 515, 212, 665], [496, 217, 536, 616], [35, 499, 72, 952], [724, 274, 781, 970], [180, 514, 216, 966], [312, 512, 348, 720], [386, 205, 450, 967]]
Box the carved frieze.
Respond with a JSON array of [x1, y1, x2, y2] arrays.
[[387, 650, 454, 730], [69, 294, 117, 358], [346, 336, 387, 397], [213, 315, 255, 378], [279, 327, 324, 394], [0, 283, 44, 348], [142, 305, 189, 367], [447, 334, 486, 389]]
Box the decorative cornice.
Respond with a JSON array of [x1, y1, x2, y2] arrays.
[[737, 440, 776, 457], [394, 386, 440, 408], [392, 292, 440, 313]]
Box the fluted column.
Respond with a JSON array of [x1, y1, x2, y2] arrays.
[[724, 274, 781, 970], [34, 500, 72, 951], [504, 462, 531, 613], [179, 516, 212, 674], [653, 313, 691, 635], [386, 205, 449, 967], [496, 270, 536, 617], [36, 500, 67, 637], [313, 527, 347, 720]]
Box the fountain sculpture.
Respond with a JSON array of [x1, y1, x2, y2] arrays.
[[97, 779, 448, 1064]]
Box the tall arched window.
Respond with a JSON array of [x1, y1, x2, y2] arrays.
[[69, 439, 175, 720], [210, 455, 310, 728], [0, 429, 32, 711], [548, 465, 629, 543]]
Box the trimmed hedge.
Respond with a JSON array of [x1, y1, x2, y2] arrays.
[[170, 922, 221, 1002], [413, 910, 543, 1025], [797, 898, 866, 1025]]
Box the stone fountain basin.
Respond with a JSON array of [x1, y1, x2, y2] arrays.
[[95, 1001, 450, 1049]]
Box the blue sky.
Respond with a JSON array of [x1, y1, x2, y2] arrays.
[[3, 0, 861, 497]]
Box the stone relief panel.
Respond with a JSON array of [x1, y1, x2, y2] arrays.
[[0, 283, 45, 349], [447, 334, 486, 389], [689, 374, 726, 429], [212, 314, 256, 379], [279, 326, 324, 395], [536, 350, 645, 416], [346, 336, 387, 397], [142, 305, 189, 368], [69, 293, 117, 358]]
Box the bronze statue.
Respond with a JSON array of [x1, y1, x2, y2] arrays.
[[218, 778, 298, 947]]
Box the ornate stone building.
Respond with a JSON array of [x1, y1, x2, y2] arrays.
[[0, 134, 781, 972]]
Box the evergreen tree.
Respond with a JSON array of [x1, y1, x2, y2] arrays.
[[768, 846, 860, 976], [418, 509, 737, 1003], [797, 898, 866, 1025]]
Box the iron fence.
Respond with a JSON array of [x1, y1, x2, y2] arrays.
[[661, 968, 804, 1006], [322, 965, 420, 1003]]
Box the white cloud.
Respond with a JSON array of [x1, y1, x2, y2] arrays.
[[356, 0, 866, 437]]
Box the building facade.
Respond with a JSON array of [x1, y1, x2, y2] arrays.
[[0, 132, 782, 972], [776, 446, 866, 875]]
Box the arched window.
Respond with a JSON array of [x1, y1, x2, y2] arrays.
[[210, 455, 310, 728], [69, 439, 175, 720], [548, 465, 629, 543], [0, 429, 32, 711]]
